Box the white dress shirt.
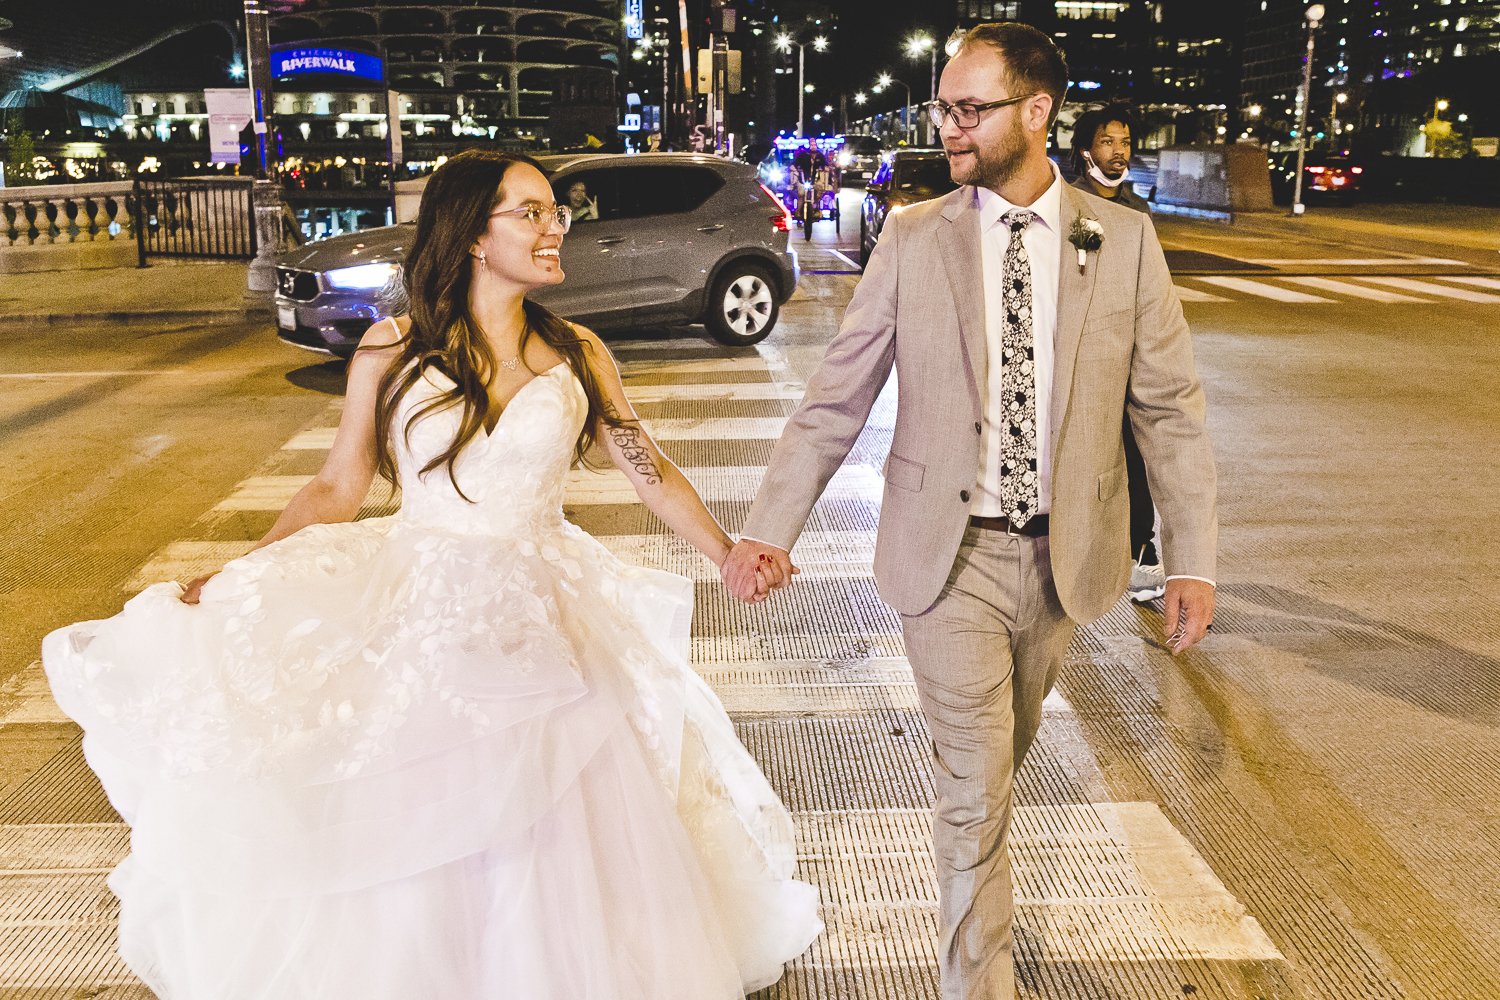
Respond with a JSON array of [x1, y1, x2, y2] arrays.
[[972, 166, 1063, 519]]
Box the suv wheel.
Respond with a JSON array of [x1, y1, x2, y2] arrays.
[[705, 261, 779, 346]]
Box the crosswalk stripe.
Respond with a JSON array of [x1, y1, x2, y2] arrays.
[[624, 382, 805, 403], [792, 804, 1284, 963], [1173, 282, 1232, 303], [0, 662, 68, 725], [595, 530, 878, 580], [1437, 275, 1500, 292], [565, 464, 883, 506], [607, 338, 746, 353], [618, 358, 776, 376], [283, 416, 791, 452], [214, 465, 884, 511], [1280, 276, 1431, 303], [1194, 276, 1333, 303], [646, 416, 788, 440], [127, 541, 258, 590], [1245, 256, 1466, 266], [828, 248, 862, 270], [1358, 276, 1500, 303]]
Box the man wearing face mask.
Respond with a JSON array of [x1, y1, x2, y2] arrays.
[[1071, 105, 1163, 602], [1071, 106, 1150, 213]]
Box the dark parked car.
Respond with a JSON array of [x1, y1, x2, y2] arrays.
[[835, 134, 883, 185], [859, 149, 959, 268], [274, 153, 799, 356], [1269, 151, 1363, 204]]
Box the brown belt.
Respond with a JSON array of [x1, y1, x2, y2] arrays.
[[968, 513, 1050, 537]]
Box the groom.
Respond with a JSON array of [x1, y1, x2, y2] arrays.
[[722, 22, 1218, 1000]]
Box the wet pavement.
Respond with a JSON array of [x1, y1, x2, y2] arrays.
[[2, 191, 1498, 998]]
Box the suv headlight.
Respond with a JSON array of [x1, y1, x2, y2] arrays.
[[325, 262, 399, 290]]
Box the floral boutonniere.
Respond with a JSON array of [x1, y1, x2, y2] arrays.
[[1068, 213, 1104, 272]]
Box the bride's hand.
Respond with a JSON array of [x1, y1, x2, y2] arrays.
[[179, 572, 219, 605]]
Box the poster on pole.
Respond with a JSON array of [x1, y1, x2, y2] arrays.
[[388, 90, 404, 167], [204, 88, 254, 164]]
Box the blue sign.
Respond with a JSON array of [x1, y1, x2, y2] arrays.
[[624, 0, 644, 39], [272, 46, 384, 82]]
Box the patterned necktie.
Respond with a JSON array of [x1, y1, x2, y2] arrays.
[[999, 209, 1040, 526]]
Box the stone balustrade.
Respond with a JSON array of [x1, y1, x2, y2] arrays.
[[1, 181, 135, 247], [0, 180, 140, 273]]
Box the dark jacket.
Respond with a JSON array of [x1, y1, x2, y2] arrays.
[[1071, 174, 1151, 214]]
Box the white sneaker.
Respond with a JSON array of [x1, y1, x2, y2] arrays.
[[1127, 561, 1166, 603]]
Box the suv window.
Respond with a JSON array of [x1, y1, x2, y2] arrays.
[[618, 166, 725, 219], [895, 157, 956, 197], [554, 169, 620, 225]]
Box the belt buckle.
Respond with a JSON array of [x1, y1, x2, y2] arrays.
[[1004, 517, 1021, 537]]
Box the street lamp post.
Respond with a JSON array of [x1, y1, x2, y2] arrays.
[[775, 30, 828, 139], [905, 33, 936, 144], [1291, 3, 1325, 217], [874, 73, 913, 145], [242, 0, 282, 295]]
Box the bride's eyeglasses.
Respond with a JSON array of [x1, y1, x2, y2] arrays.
[[490, 202, 573, 235]]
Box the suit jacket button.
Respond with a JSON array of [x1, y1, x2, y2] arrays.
[[959, 489, 971, 503], [974, 421, 982, 434]]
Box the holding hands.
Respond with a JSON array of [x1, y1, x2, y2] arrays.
[[720, 539, 799, 604]]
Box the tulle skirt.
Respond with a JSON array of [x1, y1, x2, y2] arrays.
[[43, 515, 821, 999]]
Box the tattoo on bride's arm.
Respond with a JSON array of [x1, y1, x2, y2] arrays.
[[603, 404, 663, 485]]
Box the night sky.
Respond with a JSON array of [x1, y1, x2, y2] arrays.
[[810, 0, 1248, 113]]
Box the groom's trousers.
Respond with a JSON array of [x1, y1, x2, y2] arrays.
[[900, 524, 1077, 1000]]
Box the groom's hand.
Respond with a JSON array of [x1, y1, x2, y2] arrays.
[[1162, 578, 1215, 654], [722, 539, 798, 604]]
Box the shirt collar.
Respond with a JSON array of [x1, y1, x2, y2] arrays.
[[976, 160, 1064, 235]]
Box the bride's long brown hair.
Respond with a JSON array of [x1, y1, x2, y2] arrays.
[[363, 150, 627, 501]]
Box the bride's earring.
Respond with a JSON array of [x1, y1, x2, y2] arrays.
[[477, 250, 486, 265]]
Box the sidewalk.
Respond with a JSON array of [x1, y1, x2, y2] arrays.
[[0, 261, 269, 326]]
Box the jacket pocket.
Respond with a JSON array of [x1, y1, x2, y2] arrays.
[[883, 452, 926, 493], [1097, 463, 1126, 501]]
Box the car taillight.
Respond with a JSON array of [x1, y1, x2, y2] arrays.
[[759, 182, 793, 232]]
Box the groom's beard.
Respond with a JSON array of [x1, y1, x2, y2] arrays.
[[947, 113, 1029, 191]]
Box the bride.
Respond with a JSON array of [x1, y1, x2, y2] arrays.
[[42, 150, 820, 999]]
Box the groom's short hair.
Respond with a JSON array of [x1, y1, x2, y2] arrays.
[[951, 22, 1070, 127]]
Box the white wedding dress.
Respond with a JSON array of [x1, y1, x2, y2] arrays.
[[42, 362, 821, 999]]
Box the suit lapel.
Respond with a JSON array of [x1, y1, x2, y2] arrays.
[[937, 190, 986, 410], [1049, 185, 1101, 454]]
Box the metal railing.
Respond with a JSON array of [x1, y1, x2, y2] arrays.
[[132, 176, 257, 264]]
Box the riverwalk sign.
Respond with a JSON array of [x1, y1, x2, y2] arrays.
[[271, 46, 384, 82]]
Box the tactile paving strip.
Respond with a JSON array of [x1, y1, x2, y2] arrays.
[[0, 739, 113, 826], [754, 806, 1290, 1000], [1059, 651, 1415, 1000], [0, 825, 135, 994]]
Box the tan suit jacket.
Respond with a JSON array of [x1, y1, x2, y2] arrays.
[[742, 182, 1217, 622]]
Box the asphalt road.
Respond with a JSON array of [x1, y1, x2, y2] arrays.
[[1, 194, 1497, 998]]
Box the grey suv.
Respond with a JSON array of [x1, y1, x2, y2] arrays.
[[273, 153, 799, 355]]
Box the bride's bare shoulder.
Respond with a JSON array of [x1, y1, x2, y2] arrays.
[[350, 317, 410, 370]]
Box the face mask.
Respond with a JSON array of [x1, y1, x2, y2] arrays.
[[1083, 150, 1128, 189]]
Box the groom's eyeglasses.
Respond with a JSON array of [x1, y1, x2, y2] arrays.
[[490, 202, 573, 235], [925, 94, 1035, 130]]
